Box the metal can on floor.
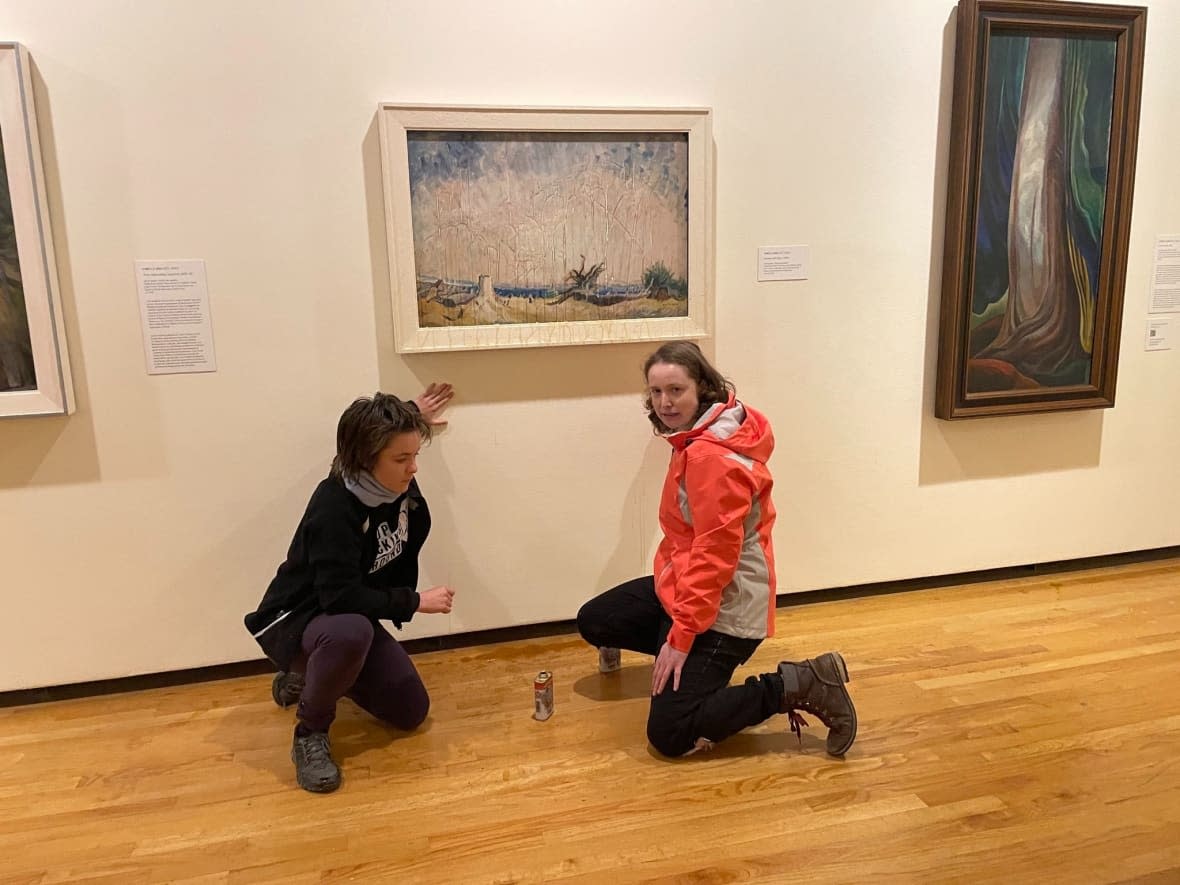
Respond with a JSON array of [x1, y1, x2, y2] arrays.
[[533, 670, 554, 721], [598, 647, 621, 673]]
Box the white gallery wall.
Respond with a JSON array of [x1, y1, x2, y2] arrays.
[[0, 0, 1176, 691]]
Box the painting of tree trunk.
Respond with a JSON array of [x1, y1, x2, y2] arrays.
[[935, 0, 1146, 419], [969, 34, 1115, 392]]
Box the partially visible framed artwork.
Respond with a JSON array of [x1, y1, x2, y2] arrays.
[[377, 104, 712, 353], [0, 43, 71, 418], [935, 0, 1146, 419]]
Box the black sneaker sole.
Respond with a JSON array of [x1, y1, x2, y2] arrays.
[[290, 749, 341, 793], [296, 774, 341, 793]]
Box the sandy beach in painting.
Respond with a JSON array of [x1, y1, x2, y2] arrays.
[[418, 290, 687, 328]]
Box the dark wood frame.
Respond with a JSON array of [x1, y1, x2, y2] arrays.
[[934, 0, 1146, 419]]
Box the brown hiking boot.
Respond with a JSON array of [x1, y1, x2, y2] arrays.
[[778, 652, 857, 757]]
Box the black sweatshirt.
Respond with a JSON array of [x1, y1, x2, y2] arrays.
[[243, 474, 431, 669]]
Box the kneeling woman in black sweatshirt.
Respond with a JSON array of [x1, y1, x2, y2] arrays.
[[244, 386, 454, 793]]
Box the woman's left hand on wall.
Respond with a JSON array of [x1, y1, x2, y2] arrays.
[[413, 382, 455, 426]]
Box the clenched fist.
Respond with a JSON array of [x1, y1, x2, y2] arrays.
[[417, 585, 455, 614]]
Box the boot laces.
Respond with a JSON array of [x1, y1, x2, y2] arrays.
[[785, 709, 811, 747], [791, 677, 839, 728]]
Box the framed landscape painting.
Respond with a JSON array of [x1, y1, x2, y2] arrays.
[[935, 0, 1146, 419], [0, 42, 72, 418], [377, 104, 713, 353]]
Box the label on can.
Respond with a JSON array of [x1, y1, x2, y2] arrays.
[[598, 647, 622, 673], [534, 670, 554, 721]]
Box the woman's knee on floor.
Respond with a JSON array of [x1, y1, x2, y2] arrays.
[[368, 676, 431, 731], [646, 712, 695, 758]]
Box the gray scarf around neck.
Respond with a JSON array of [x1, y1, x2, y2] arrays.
[[344, 470, 400, 507]]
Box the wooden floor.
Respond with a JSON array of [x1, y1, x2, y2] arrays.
[[3, 559, 1180, 884]]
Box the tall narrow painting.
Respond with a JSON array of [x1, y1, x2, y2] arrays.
[[935, 0, 1146, 419], [378, 105, 712, 353], [0, 43, 71, 417]]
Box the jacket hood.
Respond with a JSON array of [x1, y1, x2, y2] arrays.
[[665, 395, 774, 463]]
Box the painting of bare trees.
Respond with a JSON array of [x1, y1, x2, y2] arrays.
[[379, 106, 712, 353], [935, 0, 1145, 419], [409, 131, 689, 329]]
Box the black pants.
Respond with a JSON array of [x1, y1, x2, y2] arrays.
[[292, 613, 429, 735], [577, 576, 784, 757]]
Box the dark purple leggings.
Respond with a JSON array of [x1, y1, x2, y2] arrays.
[[291, 613, 429, 735]]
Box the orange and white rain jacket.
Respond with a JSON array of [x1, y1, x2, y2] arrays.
[[655, 396, 777, 653]]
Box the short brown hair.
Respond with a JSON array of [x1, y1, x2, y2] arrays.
[[642, 341, 734, 433], [331, 393, 431, 480]]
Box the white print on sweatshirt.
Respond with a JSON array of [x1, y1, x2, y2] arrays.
[[369, 498, 410, 574]]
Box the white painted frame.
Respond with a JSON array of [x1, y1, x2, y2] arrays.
[[0, 43, 71, 417], [377, 104, 713, 353]]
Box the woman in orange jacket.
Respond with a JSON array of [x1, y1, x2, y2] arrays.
[[577, 342, 857, 757]]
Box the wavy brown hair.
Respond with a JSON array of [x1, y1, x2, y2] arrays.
[[331, 392, 431, 481], [642, 341, 734, 433]]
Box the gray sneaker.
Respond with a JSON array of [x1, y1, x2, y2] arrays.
[[291, 731, 341, 793], [778, 652, 857, 757], [271, 671, 305, 708]]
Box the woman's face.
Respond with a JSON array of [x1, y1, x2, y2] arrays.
[[646, 361, 700, 433], [370, 431, 421, 494]]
